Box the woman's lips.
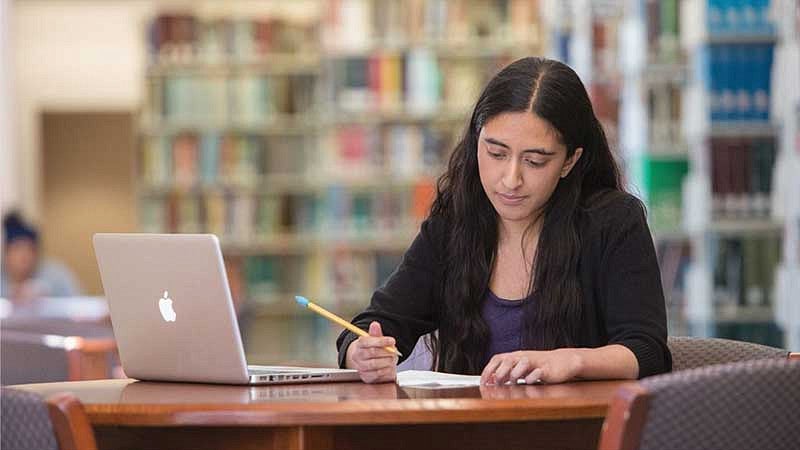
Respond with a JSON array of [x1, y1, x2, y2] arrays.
[[497, 192, 527, 206]]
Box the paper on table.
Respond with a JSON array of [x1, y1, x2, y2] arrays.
[[396, 370, 481, 388]]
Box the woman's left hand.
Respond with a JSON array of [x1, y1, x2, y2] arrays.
[[480, 349, 584, 385]]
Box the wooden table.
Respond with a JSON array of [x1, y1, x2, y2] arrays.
[[13, 378, 635, 450]]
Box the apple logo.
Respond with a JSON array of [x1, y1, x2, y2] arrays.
[[158, 290, 177, 322]]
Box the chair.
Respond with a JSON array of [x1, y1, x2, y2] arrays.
[[397, 335, 800, 372], [667, 336, 797, 371], [598, 358, 800, 450], [1, 388, 98, 450], [1, 317, 118, 385], [397, 334, 800, 374]]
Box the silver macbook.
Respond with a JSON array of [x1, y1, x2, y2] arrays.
[[93, 233, 359, 385]]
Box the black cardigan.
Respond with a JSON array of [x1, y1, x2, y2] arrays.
[[336, 192, 672, 378]]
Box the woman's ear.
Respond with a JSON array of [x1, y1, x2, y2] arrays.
[[561, 147, 583, 178]]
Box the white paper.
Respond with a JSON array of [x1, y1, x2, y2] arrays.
[[396, 370, 481, 388]]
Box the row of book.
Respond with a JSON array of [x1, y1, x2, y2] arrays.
[[632, 155, 689, 233], [707, 0, 775, 36], [712, 235, 781, 309], [154, 74, 317, 121], [320, 124, 454, 178], [243, 251, 403, 310], [138, 184, 435, 239], [666, 233, 782, 345], [708, 43, 773, 122], [710, 137, 776, 218], [657, 235, 784, 345], [141, 133, 310, 188], [322, 0, 542, 51], [148, 14, 319, 64], [331, 53, 505, 113], [147, 1, 544, 63], [333, 51, 438, 113], [592, 10, 625, 85], [648, 84, 683, 149], [140, 124, 453, 189], [547, 7, 623, 140], [645, 0, 680, 62]]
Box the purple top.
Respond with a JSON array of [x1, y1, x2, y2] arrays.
[[481, 290, 526, 368]]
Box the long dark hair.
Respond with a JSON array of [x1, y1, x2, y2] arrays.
[[428, 57, 624, 374]]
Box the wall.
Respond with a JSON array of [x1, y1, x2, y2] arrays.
[[1, 0, 14, 218], [12, 0, 156, 220], [41, 112, 137, 295], [7, 0, 157, 292]]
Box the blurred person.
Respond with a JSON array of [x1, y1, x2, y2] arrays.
[[337, 57, 671, 384], [1, 211, 81, 304]]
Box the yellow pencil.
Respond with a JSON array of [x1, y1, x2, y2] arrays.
[[294, 295, 402, 357]]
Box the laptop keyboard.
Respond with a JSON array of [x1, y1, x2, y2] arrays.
[[247, 366, 309, 375]]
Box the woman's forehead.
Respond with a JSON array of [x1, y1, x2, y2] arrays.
[[480, 112, 563, 151]]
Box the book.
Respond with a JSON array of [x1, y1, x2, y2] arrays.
[[711, 136, 777, 219], [707, 43, 774, 123]]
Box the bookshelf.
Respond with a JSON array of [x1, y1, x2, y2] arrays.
[[541, 0, 631, 205], [137, 0, 545, 365], [681, 0, 786, 347], [770, 0, 800, 352], [609, 0, 689, 336]]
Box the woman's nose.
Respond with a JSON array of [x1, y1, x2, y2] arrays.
[[502, 160, 522, 190]]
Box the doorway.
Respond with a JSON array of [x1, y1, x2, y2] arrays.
[[41, 111, 137, 295]]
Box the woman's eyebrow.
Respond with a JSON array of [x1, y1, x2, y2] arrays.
[[483, 137, 555, 155]]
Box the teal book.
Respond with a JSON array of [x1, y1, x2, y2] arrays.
[[200, 132, 220, 184]]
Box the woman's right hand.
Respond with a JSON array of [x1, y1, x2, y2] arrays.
[[345, 321, 398, 383]]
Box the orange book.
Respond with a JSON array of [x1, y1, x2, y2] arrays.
[[411, 179, 436, 221], [172, 134, 198, 188], [380, 53, 402, 111], [219, 135, 237, 184]]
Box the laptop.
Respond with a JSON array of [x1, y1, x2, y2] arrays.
[[93, 233, 360, 385]]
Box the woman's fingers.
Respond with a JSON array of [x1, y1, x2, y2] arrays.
[[480, 356, 503, 384], [508, 357, 532, 382], [361, 346, 394, 359], [358, 335, 397, 350], [480, 350, 583, 385], [482, 352, 548, 385], [355, 355, 395, 371], [524, 367, 544, 384], [489, 356, 518, 385], [360, 365, 397, 383]]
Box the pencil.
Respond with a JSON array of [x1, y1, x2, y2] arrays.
[[294, 295, 402, 357]]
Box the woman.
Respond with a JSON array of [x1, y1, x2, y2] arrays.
[[336, 57, 671, 384]]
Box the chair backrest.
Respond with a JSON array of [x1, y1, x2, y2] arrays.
[[0, 317, 113, 338], [1, 318, 117, 385], [1, 331, 71, 385], [1, 330, 117, 385], [667, 336, 790, 371], [398, 335, 797, 373], [1, 388, 98, 450], [599, 358, 800, 450]]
